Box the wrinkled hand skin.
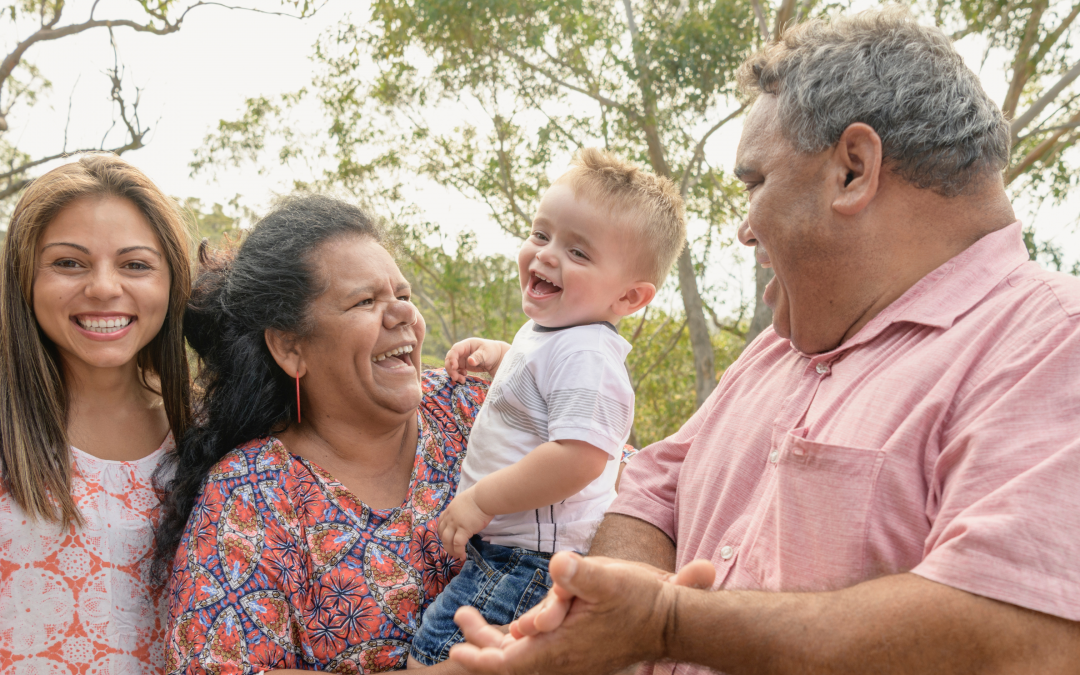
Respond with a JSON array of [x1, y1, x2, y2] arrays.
[[448, 552, 715, 675]]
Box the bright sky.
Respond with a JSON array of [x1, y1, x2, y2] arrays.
[[8, 0, 1080, 300]]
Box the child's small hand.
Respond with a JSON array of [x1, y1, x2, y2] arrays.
[[438, 487, 494, 561], [444, 338, 511, 384]]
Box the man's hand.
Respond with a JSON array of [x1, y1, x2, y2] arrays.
[[445, 338, 511, 383], [448, 552, 715, 675], [510, 556, 715, 639], [437, 487, 494, 561]]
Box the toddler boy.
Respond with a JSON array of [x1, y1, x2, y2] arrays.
[[408, 147, 687, 667]]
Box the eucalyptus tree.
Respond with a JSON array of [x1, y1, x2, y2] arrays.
[[195, 0, 820, 409], [931, 0, 1080, 269]]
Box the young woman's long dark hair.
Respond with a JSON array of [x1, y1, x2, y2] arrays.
[[152, 194, 384, 582], [0, 154, 193, 529]]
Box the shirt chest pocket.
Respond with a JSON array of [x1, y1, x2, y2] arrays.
[[739, 432, 886, 592]]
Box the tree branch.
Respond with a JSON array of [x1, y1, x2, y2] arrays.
[[773, 0, 799, 39], [680, 105, 745, 197], [1010, 58, 1080, 143], [1006, 108, 1080, 183], [632, 320, 688, 391], [750, 0, 770, 42], [497, 46, 637, 117]]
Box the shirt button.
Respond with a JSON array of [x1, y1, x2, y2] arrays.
[[769, 450, 779, 464], [720, 545, 734, 560], [816, 362, 830, 375]]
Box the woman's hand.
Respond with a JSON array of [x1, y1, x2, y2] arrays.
[[445, 339, 511, 383], [438, 486, 494, 560]]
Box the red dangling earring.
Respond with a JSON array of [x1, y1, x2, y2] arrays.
[[295, 372, 302, 424]]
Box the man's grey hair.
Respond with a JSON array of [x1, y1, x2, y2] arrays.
[[736, 6, 1009, 197]]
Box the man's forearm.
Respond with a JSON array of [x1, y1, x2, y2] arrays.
[[588, 513, 676, 572], [667, 572, 1080, 674]]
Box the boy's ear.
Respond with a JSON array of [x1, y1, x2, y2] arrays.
[[612, 281, 656, 318], [264, 327, 307, 378]]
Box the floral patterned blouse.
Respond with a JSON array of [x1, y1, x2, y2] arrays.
[[0, 434, 174, 675], [165, 371, 487, 674]]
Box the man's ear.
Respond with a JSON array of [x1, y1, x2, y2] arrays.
[[264, 327, 306, 378], [612, 281, 656, 318], [832, 122, 882, 217]]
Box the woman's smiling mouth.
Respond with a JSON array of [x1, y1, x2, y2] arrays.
[[72, 314, 136, 338], [371, 344, 415, 368]]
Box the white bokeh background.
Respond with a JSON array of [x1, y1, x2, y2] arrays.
[[6, 0, 1078, 312]]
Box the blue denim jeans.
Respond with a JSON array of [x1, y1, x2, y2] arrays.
[[410, 536, 553, 665]]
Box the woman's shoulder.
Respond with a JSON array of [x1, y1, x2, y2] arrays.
[[421, 368, 489, 408], [204, 436, 294, 483]]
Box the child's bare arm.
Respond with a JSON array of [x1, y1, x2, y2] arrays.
[[444, 338, 512, 383], [437, 440, 609, 560]]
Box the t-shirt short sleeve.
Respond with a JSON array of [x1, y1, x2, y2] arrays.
[[542, 342, 634, 458]]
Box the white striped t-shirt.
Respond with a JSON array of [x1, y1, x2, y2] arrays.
[[458, 320, 633, 553]]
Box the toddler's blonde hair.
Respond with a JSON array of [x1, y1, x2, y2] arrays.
[[556, 148, 686, 287]]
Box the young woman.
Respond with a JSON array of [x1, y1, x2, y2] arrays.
[[0, 154, 193, 673]]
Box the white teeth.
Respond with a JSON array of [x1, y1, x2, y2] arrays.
[[534, 272, 560, 288], [77, 316, 132, 333], [371, 344, 414, 363]]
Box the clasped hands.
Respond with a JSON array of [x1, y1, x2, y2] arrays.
[[447, 551, 717, 675]]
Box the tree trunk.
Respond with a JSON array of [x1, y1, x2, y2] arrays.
[[676, 247, 717, 408], [745, 261, 774, 345]]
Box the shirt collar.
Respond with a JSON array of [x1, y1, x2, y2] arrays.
[[799, 221, 1029, 358]]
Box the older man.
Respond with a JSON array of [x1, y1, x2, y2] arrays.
[[448, 7, 1080, 675]]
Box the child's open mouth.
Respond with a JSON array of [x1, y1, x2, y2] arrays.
[[528, 272, 562, 299]]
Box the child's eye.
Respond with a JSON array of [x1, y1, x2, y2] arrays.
[[571, 249, 589, 260], [532, 232, 549, 242]]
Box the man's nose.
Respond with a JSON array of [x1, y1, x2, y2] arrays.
[[737, 218, 758, 247]]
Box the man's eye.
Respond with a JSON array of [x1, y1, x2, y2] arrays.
[[398, 295, 411, 302], [356, 298, 374, 306]]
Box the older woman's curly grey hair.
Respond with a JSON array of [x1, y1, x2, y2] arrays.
[[737, 6, 1009, 197]]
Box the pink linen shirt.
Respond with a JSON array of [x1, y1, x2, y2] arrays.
[[610, 222, 1080, 675]]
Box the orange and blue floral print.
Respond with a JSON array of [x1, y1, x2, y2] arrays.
[[164, 371, 487, 674]]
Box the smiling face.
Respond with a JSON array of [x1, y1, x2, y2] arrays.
[[297, 236, 425, 422], [518, 183, 641, 328], [32, 196, 171, 373], [735, 95, 877, 353]]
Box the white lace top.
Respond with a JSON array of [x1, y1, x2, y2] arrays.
[[0, 434, 173, 674]]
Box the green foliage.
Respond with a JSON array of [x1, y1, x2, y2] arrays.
[[1024, 224, 1080, 274], [180, 198, 244, 248], [393, 222, 526, 365], [621, 306, 744, 447]]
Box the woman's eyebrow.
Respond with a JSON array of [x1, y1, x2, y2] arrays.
[[118, 245, 162, 257], [41, 242, 90, 254], [41, 242, 162, 258]]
